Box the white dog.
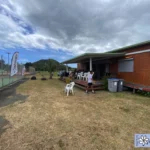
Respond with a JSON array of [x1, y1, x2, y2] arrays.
[[65, 82, 75, 96]]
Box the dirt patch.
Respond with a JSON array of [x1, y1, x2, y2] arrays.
[[0, 79, 29, 107]]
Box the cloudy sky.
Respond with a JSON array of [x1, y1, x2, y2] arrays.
[[0, 0, 150, 66]]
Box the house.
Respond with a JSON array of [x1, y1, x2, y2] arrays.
[[62, 41, 150, 91]]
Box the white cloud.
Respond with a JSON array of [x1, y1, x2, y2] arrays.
[[0, 0, 150, 56]]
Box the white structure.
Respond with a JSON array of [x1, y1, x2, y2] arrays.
[[65, 82, 75, 96]]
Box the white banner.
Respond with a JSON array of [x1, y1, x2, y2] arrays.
[[10, 52, 19, 76]]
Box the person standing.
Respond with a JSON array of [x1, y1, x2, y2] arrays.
[[86, 71, 95, 93]]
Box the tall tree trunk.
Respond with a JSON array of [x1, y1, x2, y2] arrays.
[[49, 73, 53, 79]]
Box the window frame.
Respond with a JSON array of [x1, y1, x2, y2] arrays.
[[118, 58, 134, 73]]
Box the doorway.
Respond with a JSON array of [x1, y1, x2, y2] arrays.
[[94, 64, 106, 80]]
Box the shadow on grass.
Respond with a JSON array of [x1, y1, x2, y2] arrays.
[[0, 79, 29, 136], [0, 79, 29, 107]]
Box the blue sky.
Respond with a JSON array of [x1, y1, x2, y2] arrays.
[[0, 0, 76, 67], [0, 0, 150, 68], [0, 47, 74, 65]]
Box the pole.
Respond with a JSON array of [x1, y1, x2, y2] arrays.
[[1, 55, 2, 69], [7, 52, 10, 83], [1, 55, 3, 75], [66, 64, 68, 72], [1, 55, 3, 87], [89, 58, 92, 71], [7, 52, 10, 74]]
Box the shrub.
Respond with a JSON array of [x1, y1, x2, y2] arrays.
[[102, 76, 109, 90], [136, 90, 150, 97], [65, 77, 71, 84], [31, 76, 36, 80]]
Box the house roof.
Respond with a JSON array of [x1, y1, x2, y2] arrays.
[[62, 40, 150, 64], [107, 40, 150, 53], [62, 52, 125, 64]]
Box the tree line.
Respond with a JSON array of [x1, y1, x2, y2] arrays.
[[0, 59, 23, 72], [25, 59, 72, 73]]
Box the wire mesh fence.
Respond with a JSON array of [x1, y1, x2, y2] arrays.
[[0, 65, 24, 88]]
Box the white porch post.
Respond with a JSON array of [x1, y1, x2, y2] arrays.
[[89, 58, 92, 71], [66, 64, 68, 72]]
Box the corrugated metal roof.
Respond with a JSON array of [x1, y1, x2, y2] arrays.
[[107, 40, 150, 53], [61, 52, 125, 64], [62, 40, 150, 64]]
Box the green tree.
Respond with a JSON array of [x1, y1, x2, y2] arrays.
[[25, 62, 32, 72], [47, 59, 57, 79], [25, 58, 74, 73]]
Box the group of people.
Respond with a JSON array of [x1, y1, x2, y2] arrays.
[[61, 69, 95, 94], [68, 70, 95, 94]]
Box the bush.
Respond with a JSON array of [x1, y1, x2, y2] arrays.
[[31, 76, 36, 80], [65, 77, 71, 84], [102, 76, 109, 90], [137, 90, 150, 97]]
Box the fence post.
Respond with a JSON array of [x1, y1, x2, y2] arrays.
[[2, 77, 3, 87]]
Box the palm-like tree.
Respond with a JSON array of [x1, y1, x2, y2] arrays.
[[47, 59, 56, 79]]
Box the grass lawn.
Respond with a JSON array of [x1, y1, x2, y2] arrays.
[[35, 71, 58, 78], [0, 73, 150, 150]]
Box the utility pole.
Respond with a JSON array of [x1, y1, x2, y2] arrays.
[[1, 55, 3, 86], [7, 52, 10, 75], [6, 52, 11, 84], [0, 55, 3, 70]]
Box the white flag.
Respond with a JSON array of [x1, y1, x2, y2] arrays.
[[10, 52, 19, 76]]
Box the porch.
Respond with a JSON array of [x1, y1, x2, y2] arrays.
[[59, 77, 104, 91], [124, 82, 150, 92], [61, 53, 124, 91], [62, 53, 125, 80]]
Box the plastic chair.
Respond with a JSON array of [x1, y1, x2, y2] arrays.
[[77, 72, 83, 80], [65, 82, 75, 96], [77, 73, 80, 79], [82, 72, 88, 80], [81, 72, 85, 80], [85, 72, 90, 81]]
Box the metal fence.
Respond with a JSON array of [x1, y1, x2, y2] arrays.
[[0, 66, 24, 89], [0, 52, 27, 89]]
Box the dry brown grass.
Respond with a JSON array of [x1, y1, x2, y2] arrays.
[[0, 74, 150, 150]]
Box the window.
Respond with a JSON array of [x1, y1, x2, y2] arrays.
[[118, 58, 134, 72]]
